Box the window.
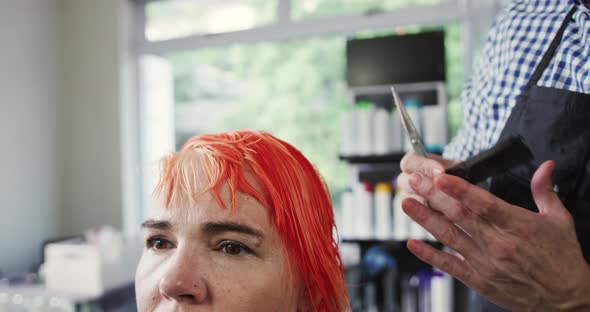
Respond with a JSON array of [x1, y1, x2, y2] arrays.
[[150, 37, 351, 204], [292, 0, 447, 20], [133, 0, 504, 229], [145, 0, 277, 41]]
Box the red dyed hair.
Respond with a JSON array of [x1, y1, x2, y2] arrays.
[[154, 130, 349, 311]]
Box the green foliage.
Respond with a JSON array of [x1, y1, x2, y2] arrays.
[[169, 37, 351, 202], [163, 0, 466, 204]]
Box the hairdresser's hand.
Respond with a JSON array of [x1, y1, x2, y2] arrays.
[[396, 152, 457, 205], [403, 160, 590, 311]]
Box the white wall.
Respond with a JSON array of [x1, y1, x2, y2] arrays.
[[0, 0, 134, 275], [60, 0, 131, 236], [0, 0, 63, 275]]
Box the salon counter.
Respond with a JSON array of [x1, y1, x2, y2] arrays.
[[0, 282, 135, 312]]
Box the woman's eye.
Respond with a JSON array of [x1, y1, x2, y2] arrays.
[[146, 237, 174, 251], [217, 241, 252, 256]]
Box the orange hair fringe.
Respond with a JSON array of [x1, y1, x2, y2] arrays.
[[153, 130, 350, 312]]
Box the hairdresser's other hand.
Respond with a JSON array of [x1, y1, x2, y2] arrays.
[[397, 152, 457, 205], [403, 160, 590, 311]]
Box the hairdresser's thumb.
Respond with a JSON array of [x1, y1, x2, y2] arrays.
[[531, 161, 568, 219]]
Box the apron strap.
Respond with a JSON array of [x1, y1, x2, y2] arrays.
[[575, 0, 590, 10], [525, 5, 578, 89]]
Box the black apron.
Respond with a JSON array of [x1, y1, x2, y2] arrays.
[[474, 5, 590, 312]]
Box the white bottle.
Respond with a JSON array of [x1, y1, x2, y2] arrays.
[[431, 268, 454, 312], [410, 220, 430, 241], [356, 102, 375, 155], [402, 98, 423, 153], [364, 283, 379, 312], [373, 108, 391, 155], [391, 107, 404, 152], [340, 108, 357, 156], [374, 182, 393, 239], [341, 187, 355, 238], [423, 105, 447, 154], [392, 188, 409, 241], [354, 181, 374, 238]]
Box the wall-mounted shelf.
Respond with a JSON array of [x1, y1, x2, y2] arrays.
[[342, 238, 443, 274], [342, 238, 441, 248], [339, 152, 405, 164], [341, 31, 462, 311]]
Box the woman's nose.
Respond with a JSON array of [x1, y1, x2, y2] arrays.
[[158, 253, 209, 305]]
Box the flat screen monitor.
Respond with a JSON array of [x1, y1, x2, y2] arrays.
[[346, 31, 446, 87]]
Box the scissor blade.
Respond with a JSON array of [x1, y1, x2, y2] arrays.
[[391, 86, 427, 157]]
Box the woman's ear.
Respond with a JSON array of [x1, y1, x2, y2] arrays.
[[296, 284, 321, 312]]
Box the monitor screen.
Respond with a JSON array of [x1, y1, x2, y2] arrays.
[[346, 31, 446, 87]]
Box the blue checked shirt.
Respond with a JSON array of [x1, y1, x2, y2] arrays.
[[444, 0, 590, 161]]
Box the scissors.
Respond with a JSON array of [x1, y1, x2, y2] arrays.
[[390, 86, 428, 157], [390, 86, 533, 184]]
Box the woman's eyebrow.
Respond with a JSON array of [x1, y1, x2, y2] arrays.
[[141, 219, 172, 230], [202, 222, 264, 242]]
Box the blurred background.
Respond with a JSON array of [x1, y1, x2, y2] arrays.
[[0, 0, 509, 310]]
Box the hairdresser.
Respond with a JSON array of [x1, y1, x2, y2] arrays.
[[397, 0, 590, 311]]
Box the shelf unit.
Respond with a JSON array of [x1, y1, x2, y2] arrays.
[[342, 30, 455, 311], [342, 238, 442, 274], [341, 81, 450, 311], [338, 152, 405, 164], [343, 80, 449, 185]]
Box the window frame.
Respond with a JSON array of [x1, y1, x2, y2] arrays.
[[124, 0, 505, 234]]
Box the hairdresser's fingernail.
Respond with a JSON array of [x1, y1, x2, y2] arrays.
[[432, 168, 443, 176], [409, 173, 422, 187]]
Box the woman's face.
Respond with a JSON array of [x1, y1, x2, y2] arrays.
[[135, 179, 307, 311]]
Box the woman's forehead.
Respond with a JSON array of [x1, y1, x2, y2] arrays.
[[147, 185, 273, 232]]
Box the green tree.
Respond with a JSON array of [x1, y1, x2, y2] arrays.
[[162, 0, 465, 205]]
